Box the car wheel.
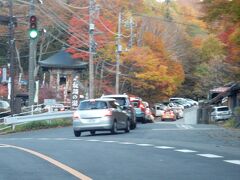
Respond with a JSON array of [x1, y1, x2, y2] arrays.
[[90, 131, 95, 136], [125, 120, 130, 133], [141, 117, 146, 124], [111, 121, 117, 134], [74, 130, 81, 137], [130, 120, 136, 130]]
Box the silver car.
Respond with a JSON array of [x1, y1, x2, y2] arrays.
[[210, 106, 232, 122], [72, 98, 130, 137]]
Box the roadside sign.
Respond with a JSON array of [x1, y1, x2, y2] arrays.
[[71, 76, 80, 110], [44, 99, 56, 106]]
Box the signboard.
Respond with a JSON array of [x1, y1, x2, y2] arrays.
[[71, 76, 80, 110], [44, 99, 56, 106]]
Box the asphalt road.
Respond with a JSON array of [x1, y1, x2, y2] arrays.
[[0, 107, 239, 180]]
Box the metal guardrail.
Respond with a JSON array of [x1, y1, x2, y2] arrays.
[[4, 111, 74, 125]]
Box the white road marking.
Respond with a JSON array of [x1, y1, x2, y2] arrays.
[[136, 144, 153, 147], [176, 124, 193, 129], [0, 144, 92, 180], [155, 146, 175, 149], [197, 154, 223, 158], [102, 140, 117, 143], [86, 139, 101, 142], [118, 142, 136, 145], [175, 149, 197, 153], [152, 128, 223, 131], [2, 138, 239, 167], [224, 160, 240, 165], [38, 138, 50, 140], [182, 125, 194, 129], [0, 145, 10, 148]]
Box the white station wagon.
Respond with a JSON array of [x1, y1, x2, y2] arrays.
[[210, 106, 232, 121]]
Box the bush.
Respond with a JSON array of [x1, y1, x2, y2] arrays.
[[223, 118, 238, 128], [223, 107, 240, 128]]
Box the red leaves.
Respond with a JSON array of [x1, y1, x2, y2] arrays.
[[67, 15, 115, 61]]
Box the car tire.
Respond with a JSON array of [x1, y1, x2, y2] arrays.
[[111, 121, 117, 134], [90, 131, 95, 136], [125, 120, 130, 133], [74, 130, 81, 137], [130, 121, 136, 130]]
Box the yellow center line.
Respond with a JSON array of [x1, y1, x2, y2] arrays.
[[0, 144, 92, 180]]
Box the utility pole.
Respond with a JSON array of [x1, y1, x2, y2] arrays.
[[8, 0, 15, 115], [116, 12, 122, 94], [28, 0, 37, 106], [88, 0, 95, 99]]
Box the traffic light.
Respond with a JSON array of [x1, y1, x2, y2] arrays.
[[29, 15, 38, 39]]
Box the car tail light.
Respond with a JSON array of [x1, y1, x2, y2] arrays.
[[73, 111, 80, 120], [139, 104, 145, 112], [104, 109, 112, 116], [170, 111, 174, 116]]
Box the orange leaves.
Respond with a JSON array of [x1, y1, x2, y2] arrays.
[[122, 46, 184, 97]]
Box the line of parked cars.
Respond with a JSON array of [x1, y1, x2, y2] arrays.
[[151, 97, 198, 121], [72, 94, 157, 137], [72, 95, 202, 136]]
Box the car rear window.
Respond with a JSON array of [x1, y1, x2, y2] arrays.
[[110, 97, 126, 106], [79, 101, 108, 110], [217, 107, 229, 111], [131, 101, 140, 108]]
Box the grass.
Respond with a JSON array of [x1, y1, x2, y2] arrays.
[[223, 118, 238, 128], [0, 118, 72, 134]]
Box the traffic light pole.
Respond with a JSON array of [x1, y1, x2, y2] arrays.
[[28, 0, 36, 106]]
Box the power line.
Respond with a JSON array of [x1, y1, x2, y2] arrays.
[[55, 0, 89, 10]]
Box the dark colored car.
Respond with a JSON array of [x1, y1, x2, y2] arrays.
[[101, 94, 137, 129]]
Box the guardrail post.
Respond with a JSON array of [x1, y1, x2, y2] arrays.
[[31, 105, 34, 115], [12, 124, 15, 131]]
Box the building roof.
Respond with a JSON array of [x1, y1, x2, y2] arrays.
[[39, 50, 88, 69], [208, 83, 240, 104]]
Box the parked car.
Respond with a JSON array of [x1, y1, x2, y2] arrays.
[[151, 103, 167, 117], [101, 94, 136, 129], [210, 106, 232, 121], [168, 103, 184, 119], [130, 97, 146, 123], [52, 103, 65, 111], [161, 108, 176, 121], [171, 100, 191, 109], [142, 101, 154, 123], [0, 100, 11, 118], [169, 97, 192, 108], [72, 98, 130, 137], [185, 98, 198, 106]]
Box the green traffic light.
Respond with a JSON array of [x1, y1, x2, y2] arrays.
[[29, 29, 38, 39]]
